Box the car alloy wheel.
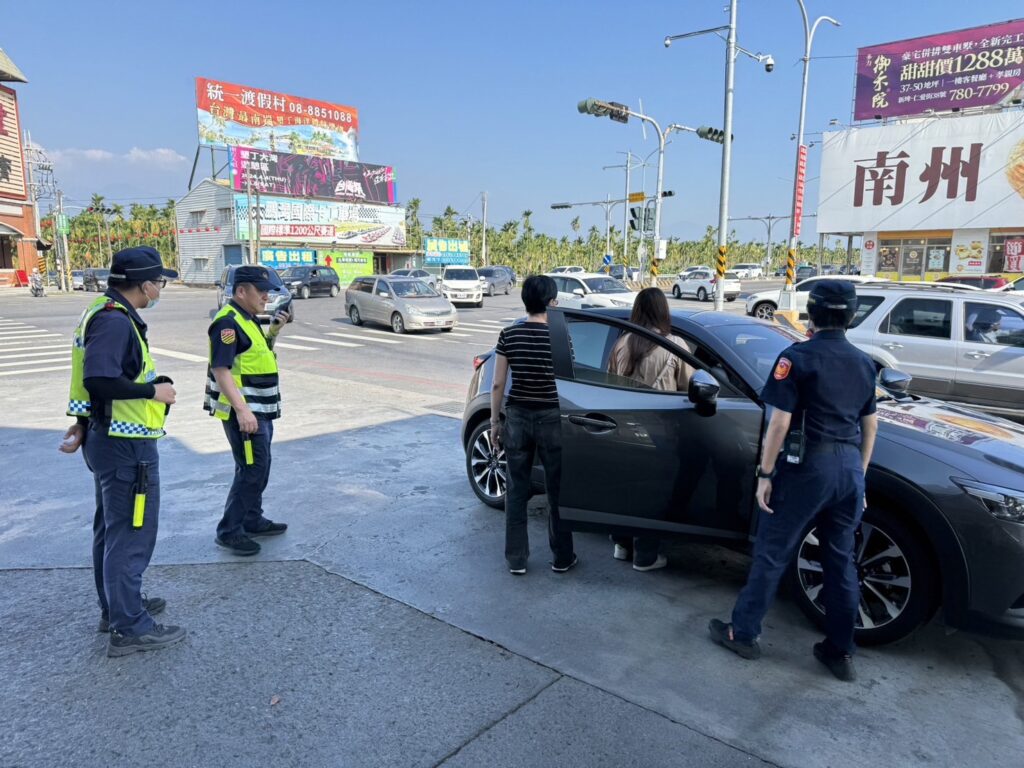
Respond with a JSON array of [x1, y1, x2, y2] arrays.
[[391, 312, 406, 334], [349, 305, 362, 326], [697, 287, 708, 302], [300, 285, 310, 299], [330, 284, 339, 297], [467, 421, 506, 508], [488, 284, 495, 297], [753, 302, 776, 320], [672, 285, 681, 299]]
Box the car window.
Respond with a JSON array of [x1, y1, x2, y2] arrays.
[[567, 278, 586, 294], [375, 280, 391, 296], [565, 319, 661, 390], [724, 272, 740, 280], [849, 295, 885, 329], [551, 276, 567, 293], [706, 323, 803, 391], [964, 302, 1024, 347], [392, 280, 437, 298], [444, 269, 477, 280], [882, 298, 952, 339], [391, 270, 410, 276], [359, 279, 374, 293], [583, 277, 629, 293]]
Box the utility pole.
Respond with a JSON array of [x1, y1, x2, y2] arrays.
[[481, 191, 488, 266], [246, 176, 255, 264], [56, 190, 68, 291], [254, 188, 262, 263], [712, 0, 739, 312], [729, 214, 790, 273], [623, 151, 631, 265]]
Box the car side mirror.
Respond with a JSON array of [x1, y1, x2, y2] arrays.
[[379, 291, 390, 299], [688, 369, 720, 417], [573, 288, 585, 297], [214, 282, 221, 288], [879, 367, 912, 395]]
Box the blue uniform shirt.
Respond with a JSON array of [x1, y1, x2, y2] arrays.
[[83, 288, 147, 381], [761, 329, 877, 445], [208, 300, 257, 370]]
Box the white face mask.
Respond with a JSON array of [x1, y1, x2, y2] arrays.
[[143, 282, 160, 310]]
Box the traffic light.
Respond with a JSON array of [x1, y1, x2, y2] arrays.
[[577, 98, 605, 116], [607, 101, 630, 124], [629, 207, 641, 231], [661, 190, 675, 198], [696, 126, 730, 144], [577, 97, 630, 123]]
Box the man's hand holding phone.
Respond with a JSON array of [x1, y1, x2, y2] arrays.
[[269, 299, 292, 336]]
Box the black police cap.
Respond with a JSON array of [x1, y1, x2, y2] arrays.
[[807, 279, 857, 311], [233, 265, 276, 291], [108, 246, 178, 283]]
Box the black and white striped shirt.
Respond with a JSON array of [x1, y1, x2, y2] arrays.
[[496, 322, 559, 408]]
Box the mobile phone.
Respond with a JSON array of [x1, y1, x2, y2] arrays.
[[273, 298, 293, 323]]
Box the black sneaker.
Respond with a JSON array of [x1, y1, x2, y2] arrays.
[[551, 554, 579, 573], [813, 641, 857, 682], [244, 519, 288, 537], [107, 624, 187, 657], [98, 595, 166, 633], [708, 619, 762, 660], [215, 534, 261, 556]]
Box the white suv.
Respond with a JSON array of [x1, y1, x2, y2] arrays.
[[732, 263, 764, 279], [549, 273, 638, 309], [845, 284, 1024, 415], [672, 269, 741, 302], [439, 266, 484, 307], [745, 275, 881, 320]]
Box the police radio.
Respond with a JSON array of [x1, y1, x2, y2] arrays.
[[783, 411, 807, 465]]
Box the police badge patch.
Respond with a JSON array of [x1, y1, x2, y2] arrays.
[[773, 357, 792, 380], [220, 328, 237, 345]]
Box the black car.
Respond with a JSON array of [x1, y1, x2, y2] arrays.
[[82, 268, 110, 292], [462, 307, 1024, 646], [278, 265, 341, 299]]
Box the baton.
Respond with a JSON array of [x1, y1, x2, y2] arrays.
[[132, 462, 150, 529]]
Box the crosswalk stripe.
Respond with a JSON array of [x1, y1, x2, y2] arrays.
[[0, 364, 71, 377], [150, 347, 208, 363], [0, 322, 30, 327], [0, 356, 67, 368], [327, 332, 401, 345], [289, 334, 363, 349], [0, 329, 55, 337], [445, 332, 473, 338], [472, 319, 506, 326], [447, 326, 497, 334], [274, 342, 319, 351], [0, 334, 63, 344], [0, 344, 67, 354], [343, 326, 438, 341], [500, 317, 519, 321], [0, 349, 70, 360]]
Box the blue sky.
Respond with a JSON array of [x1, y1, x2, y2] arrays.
[[4, 0, 1022, 244]]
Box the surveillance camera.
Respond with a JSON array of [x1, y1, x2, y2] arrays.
[[764, 55, 775, 73]]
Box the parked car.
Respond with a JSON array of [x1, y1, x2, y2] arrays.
[[477, 266, 512, 296], [390, 268, 437, 289], [681, 265, 712, 277], [548, 272, 638, 309], [997, 275, 1024, 292], [941, 274, 1010, 290], [731, 263, 764, 279], [71, 270, 84, 290], [672, 269, 741, 302], [773, 266, 787, 277], [795, 265, 818, 281], [844, 283, 1024, 416], [216, 264, 292, 323], [278, 265, 341, 299], [462, 306, 1024, 645], [438, 266, 484, 307], [745, 275, 881, 320], [82, 268, 110, 292], [346, 275, 457, 334], [551, 265, 586, 274], [608, 264, 641, 282], [495, 265, 517, 287]]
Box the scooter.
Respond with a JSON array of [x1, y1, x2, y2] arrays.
[[29, 278, 45, 297]]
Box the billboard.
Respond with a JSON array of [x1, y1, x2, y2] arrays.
[[424, 237, 471, 265], [0, 86, 25, 201], [855, 19, 1024, 121], [231, 146, 396, 204], [259, 247, 317, 270], [196, 77, 359, 160], [817, 111, 1024, 233], [236, 194, 407, 248]]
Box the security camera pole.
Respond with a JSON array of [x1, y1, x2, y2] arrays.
[[781, 1, 840, 311], [665, 0, 774, 311]]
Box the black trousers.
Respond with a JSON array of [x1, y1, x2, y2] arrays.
[[217, 413, 274, 539]]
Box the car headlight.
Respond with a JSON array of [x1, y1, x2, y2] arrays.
[[955, 479, 1024, 524], [290, 281, 302, 287], [610, 298, 632, 307], [407, 305, 424, 315]]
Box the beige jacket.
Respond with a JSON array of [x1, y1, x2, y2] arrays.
[[609, 333, 694, 392]]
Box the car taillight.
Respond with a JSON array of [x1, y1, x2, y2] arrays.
[[473, 355, 486, 370]]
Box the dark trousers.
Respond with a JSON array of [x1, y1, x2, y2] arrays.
[[504, 405, 574, 569], [731, 443, 865, 655], [84, 425, 160, 636], [217, 414, 274, 539]]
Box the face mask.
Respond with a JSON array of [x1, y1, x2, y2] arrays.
[[143, 283, 160, 310]]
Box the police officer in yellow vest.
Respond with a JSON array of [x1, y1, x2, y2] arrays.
[[205, 266, 292, 555], [60, 247, 186, 657]]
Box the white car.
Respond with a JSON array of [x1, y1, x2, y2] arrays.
[[744, 274, 882, 320], [672, 269, 741, 302], [995, 275, 1024, 293], [439, 266, 484, 307], [551, 265, 586, 274], [679, 265, 712, 277], [549, 273, 638, 309], [731, 263, 764, 279]]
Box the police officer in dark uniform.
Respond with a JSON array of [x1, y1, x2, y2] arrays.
[[709, 280, 878, 681], [205, 266, 291, 556], [61, 247, 186, 657]]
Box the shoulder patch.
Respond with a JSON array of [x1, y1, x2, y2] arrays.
[[773, 357, 792, 381], [220, 328, 237, 345]]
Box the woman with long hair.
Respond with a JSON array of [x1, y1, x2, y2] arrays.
[[607, 287, 694, 571]]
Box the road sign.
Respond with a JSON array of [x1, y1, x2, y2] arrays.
[[603, 254, 612, 265], [628, 192, 645, 203], [56, 214, 70, 235]]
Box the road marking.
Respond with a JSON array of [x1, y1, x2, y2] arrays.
[[0, 356, 67, 368], [0, 343, 67, 353], [500, 317, 519, 321], [0, 334, 63, 344], [274, 342, 319, 351], [327, 332, 401, 345], [289, 335, 363, 348], [0, 329, 54, 337], [343, 326, 438, 341], [0, 364, 71, 377], [0, 348, 70, 359], [472, 319, 506, 326], [446, 326, 497, 334], [0, 321, 30, 327], [445, 332, 473, 338], [150, 347, 208, 363]]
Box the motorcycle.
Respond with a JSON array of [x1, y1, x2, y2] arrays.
[[29, 276, 45, 297]]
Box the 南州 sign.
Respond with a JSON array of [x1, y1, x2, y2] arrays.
[[231, 147, 395, 204], [0, 86, 26, 201], [817, 111, 1024, 233], [236, 194, 407, 248], [196, 77, 359, 161], [424, 237, 470, 265], [855, 19, 1024, 121]]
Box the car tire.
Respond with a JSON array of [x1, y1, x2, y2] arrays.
[[476, 299, 484, 308], [442, 327, 453, 332], [300, 285, 310, 300], [790, 506, 938, 646], [753, 302, 776, 320], [466, 419, 506, 509], [697, 287, 708, 302], [391, 312, 406, 334], [329, 284, 339, 297], [727, 296, 737, 302], [672, 285, 681, 299], [505, 285, 510, 295], [349, 305, 362, 326], [488, 284, 495, 297]]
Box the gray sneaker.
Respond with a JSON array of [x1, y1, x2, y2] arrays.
[[98, 595, 166, 633], [107, 624, 187, 657]]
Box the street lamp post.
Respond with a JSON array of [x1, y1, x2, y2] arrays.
[[729, 214, 790, 273], [782, 1, 840, 304], [551, 196, 623, 269], [604, 148, 658, 267]]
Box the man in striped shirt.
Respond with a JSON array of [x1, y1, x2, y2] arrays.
[[491, 275, 576, 575]]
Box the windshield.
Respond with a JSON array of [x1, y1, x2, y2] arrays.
[[444, 269, 478, 281], [708, 323, 803, 391], [277, 268, 306, 279], [583, 277, 629, 293], [391, 269, 410, 276], [391, 280, 439, 298], [95, 269, 110, 278], [724, 272, 740, 280]]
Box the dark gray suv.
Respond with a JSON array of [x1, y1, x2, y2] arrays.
[[462, 308, 1024, 646]]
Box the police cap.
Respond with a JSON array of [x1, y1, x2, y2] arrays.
[[807, 279, 857, 326], [108, 246, 178, 283], [233, 265, 276, 291]]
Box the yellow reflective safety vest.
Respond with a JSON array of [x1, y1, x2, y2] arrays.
[[67, 296, 167, 439], [204, 303, 281, 420]]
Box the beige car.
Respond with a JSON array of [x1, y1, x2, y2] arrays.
[[345, 275, 458, 334]]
